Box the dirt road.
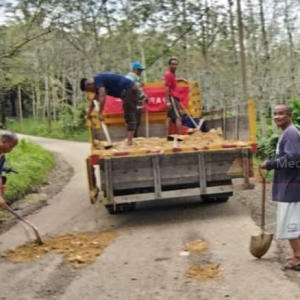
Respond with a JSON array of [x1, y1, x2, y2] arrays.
[[0, 136, 299, 300]]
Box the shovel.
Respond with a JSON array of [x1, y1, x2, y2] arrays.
[[5, 206, 43, 245], [101, 122, 113, 149], [249, 167, 273, 258], [179, 102, 199, 128], [167, 135, 183, 142]]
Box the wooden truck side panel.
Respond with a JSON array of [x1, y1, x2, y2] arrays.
[[99, 148, 252, 205]]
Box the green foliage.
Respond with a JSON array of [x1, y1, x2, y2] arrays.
[[290, 99, 300, 130], [0, 210, 9, 221], [257, 134, 279, 161], [257, 99, 300, 161], [7, 118, 88, 142], [59, 104, 86, 134], [4, 139, 55, 203]]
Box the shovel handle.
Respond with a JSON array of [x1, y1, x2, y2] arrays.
[[179, 102, 199, 128], [197, 118, 205, 131], [101, 122, 112, 145], [5, 206, 43, 245], [258, 166, 267, 181], [258, 166, 269, 231], [5, 206, 38, 230]]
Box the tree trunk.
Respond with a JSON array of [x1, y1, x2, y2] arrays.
[[36, 83, 41, 120], [31, 83, 36, 121], [1, 98, 6, 129], [62, 71, 66, 105], [52, 79, 57, 122], [17, 85, 23, 122], [141, 46, 147, 83], [236, 0, 248, 103], [284, 0, 296, 98], [259, 0, 271, 134], [228, 0, 238, 102], [182, 0, 188, 79], [45, 76, 51, 130]]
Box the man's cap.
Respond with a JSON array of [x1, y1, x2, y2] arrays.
[[131, 62, 145, 70]]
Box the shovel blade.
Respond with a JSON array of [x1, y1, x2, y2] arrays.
[[250, 233, 273, 258], [167, 135, 183, 142]]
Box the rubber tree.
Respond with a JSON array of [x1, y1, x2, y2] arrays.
[[236, 0, 248, 103]]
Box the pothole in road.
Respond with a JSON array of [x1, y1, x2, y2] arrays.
[[183, 239, 221, 281], [1, 231, 117, 268]]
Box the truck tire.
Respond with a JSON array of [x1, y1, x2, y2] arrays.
[[105, 203, 136, 214], [201, 195, 230, 203]]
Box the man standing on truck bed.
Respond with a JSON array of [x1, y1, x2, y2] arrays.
[[0, 132, 18, 210], [126, 62, 147, 137], [261, 104, 300, 271], [80, 73, 139, 146], [165, 58, 183, 137]]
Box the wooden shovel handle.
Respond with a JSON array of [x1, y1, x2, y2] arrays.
[[259, 166, 269, 231], [259, 166, 267, 180]]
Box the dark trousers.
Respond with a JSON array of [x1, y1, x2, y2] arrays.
[[168, 96, 181, 122], [121, 86, 139, 132], [134, 108, 142, 137]]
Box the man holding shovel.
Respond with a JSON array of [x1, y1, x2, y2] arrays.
[[261, 104, 300, 270], [164, 58, 183, 137], [80, 73, 139, 146], [0, 133, 18, 209]]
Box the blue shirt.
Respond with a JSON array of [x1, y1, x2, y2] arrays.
[[182, 115, 201, 128], [94, 73, 134, 98], [0, 155, 5, 176], [266, 124, 300, 202]]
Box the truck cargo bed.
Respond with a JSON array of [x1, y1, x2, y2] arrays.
[[98, 148, 253, 205]]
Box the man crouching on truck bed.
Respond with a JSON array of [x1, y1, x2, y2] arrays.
[[0, 133, 18, 210], [80, 73, 139, 146]]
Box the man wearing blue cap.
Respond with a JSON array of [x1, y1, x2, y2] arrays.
[[126, 62, 147, 137]]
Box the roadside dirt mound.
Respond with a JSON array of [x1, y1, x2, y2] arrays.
[[1, 231, 117, 268]]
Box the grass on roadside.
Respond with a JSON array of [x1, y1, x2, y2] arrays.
[[0, 210, 9, 221], [7, 119, 88, 142], [5, 139, 55, 203], [0, 139, 55, 221], [0, 140, 54, 221]]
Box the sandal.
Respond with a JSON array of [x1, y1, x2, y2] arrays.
[[285, 260, 300, 271]]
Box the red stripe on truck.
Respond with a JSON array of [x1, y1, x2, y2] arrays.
[[222, 144, 238, 149]]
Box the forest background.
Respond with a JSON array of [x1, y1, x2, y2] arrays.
[[1, 0, 300, 155]]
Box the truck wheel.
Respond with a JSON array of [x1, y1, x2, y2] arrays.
[[201, 196, 229, 203], [105, 203, 136, 214]]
